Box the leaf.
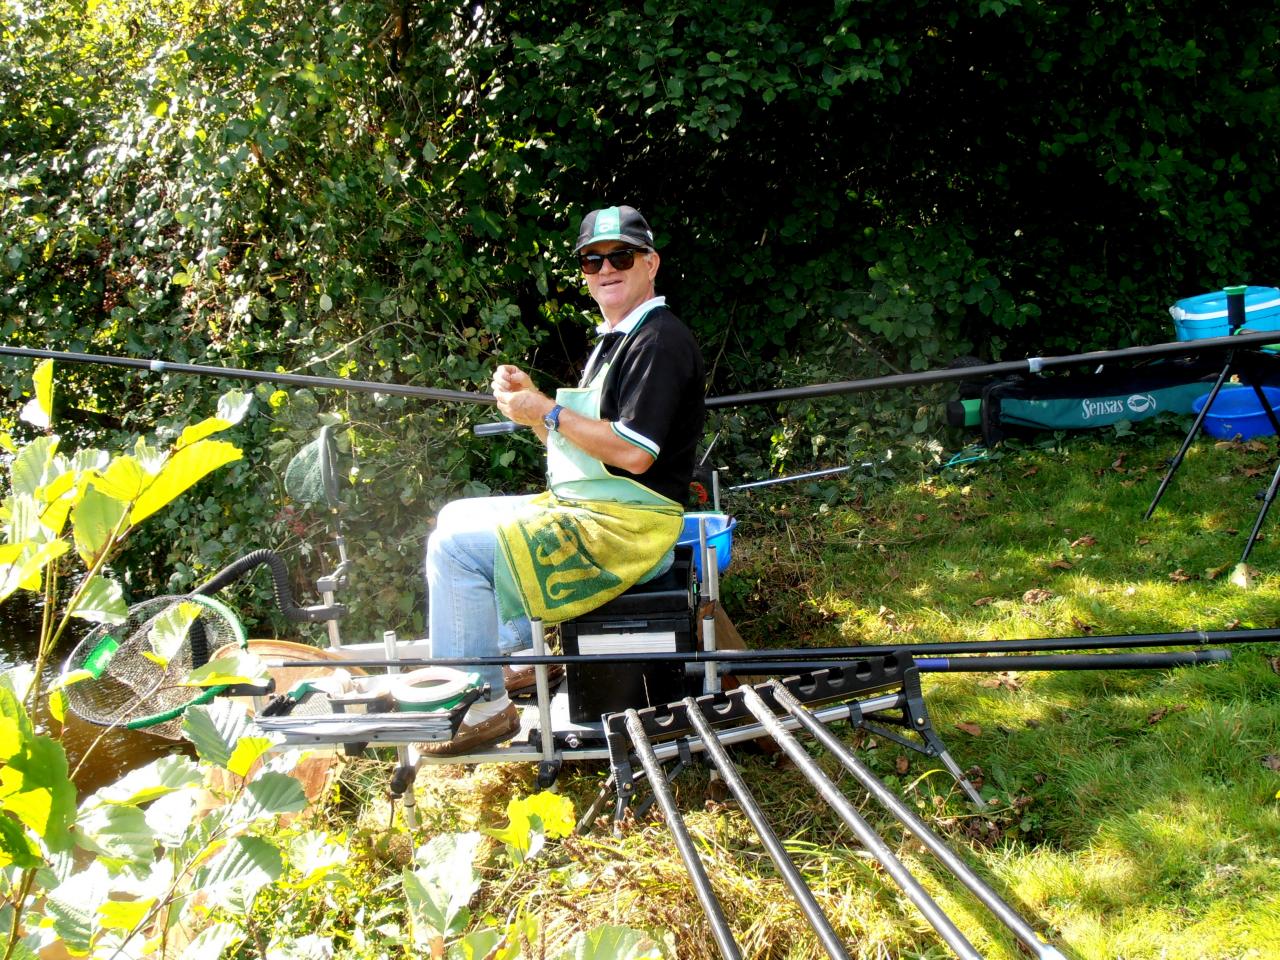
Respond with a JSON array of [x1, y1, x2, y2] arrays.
[[1, 731, 77, 853], [1049, 559, 1073, 570], [74, 802, 154, 866], [1262, 755, 1280, 772], [955, 721, 983, 736], [94, 755, 202, 806], [69, 575, 127, 625], [91, 455, 146, 502], [97, 897, 156, 931], [184, 651, 269, 689], [972, 596, 995, 606], [47, 688, 66, 725], [183, 700, 258, 768], [286, 831, 349, 888], [0, 540, 70, 603], [19, 360, 54, 430], [146, 600, 204, 667], [548, 926, 665, 960], [9, 435, 59, 497], [45, 865, 111, 954], [1021, 588, 1053, 604], [71, 486, 128, 565], [0, 814, 42, 870], [1168, 568, 1193, 583], [405, 832, 484, 939], [196, 836, 283, 911], [129, 439, 242, 526], [226, 772, 307, 826], [224, 735, 275, 779]]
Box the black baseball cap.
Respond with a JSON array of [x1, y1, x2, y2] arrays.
[[573, 205, 656, 253]]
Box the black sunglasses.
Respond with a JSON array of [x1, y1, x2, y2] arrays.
[[579, 247, 648, 275]]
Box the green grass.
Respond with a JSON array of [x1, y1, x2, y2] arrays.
[[396, 428, 1280, 958]]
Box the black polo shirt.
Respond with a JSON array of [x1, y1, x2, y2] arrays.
[[588, 306, 705, 504]]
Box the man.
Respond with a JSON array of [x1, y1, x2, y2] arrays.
[[423, 205, 705, 753]]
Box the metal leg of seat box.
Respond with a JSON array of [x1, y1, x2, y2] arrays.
[[767, 681, 1068, 960], [738, 685, 984, 960], [623, 710, 742, 960]]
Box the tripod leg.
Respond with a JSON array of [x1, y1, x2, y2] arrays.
[[1146, 353, 1235, 519], [1239, 455, 1280, 566], [1245, 379, 1280, 436]]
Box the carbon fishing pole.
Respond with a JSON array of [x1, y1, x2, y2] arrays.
[[705, 327, 1280, 409], [0, 344, 495, 407], [270, 624, 1279, 671], [10, 328, 1280, 416]]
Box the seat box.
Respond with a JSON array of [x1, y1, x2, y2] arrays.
[[560, 550, 696, 724]]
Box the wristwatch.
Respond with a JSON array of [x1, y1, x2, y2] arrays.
[[543, 404, 564, 432]]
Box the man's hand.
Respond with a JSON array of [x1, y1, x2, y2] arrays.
[[492, 364, 553, 428]]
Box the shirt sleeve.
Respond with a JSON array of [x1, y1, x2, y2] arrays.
[[607, 319, 697, 459]]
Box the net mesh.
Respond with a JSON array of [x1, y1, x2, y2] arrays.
[[62, 595, 246, 739]]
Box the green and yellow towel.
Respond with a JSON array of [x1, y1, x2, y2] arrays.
[[495, 491, 683, 625]]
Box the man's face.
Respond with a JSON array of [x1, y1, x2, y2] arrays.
[[582, 241, 660, 325]]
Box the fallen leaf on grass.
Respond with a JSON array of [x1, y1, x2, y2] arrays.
[[1240, 467, 1266, 478], [955, 722, 983, 736], [1244, 439, 1269, 453], [1137, 537, 1152, 546], [913, 513, 928, 523], [1070, 534, 1098, 548], [1022, 588, 1054, 604], [1147, 708, 1168, 724], [1169, 569, 1195, 583], [1205, 563, 1231, 581], [1071, 616, 1095, 634], [1021, 467, 1039, 478], [1049, 559, 1073, 570], [1268, 655, 1279, 674], [978, 672, 1022, 691], [1263, 755, 1280, 772], [1112, 454, 1127, 471], [973, 596, 996, 607], [895, 756, 910, 775]]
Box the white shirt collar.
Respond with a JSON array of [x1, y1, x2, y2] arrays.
[[595, 296, 666, 336]]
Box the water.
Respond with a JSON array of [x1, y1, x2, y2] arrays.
[[0, 595, 182, 796]]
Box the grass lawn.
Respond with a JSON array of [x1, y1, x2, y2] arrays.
[[350, 426, 1280, 959]]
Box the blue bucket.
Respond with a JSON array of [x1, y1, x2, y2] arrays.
[[678, 512, 736, 582], [1191, 385, 1280, 440]]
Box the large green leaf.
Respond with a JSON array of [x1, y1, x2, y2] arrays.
[[95, 754, 202, 806], [129, 439, 242, 526], [0, 813, 41, 870], [74, 802, 153, 867], [0, 540, 70, 603], [285, 831, 349, 888], [68, 574, 127, 625], [404, 832, 483, 941], [222, 734, 274, 778], [225, 771, 306, 826], [90, 454, 145, 503], [549, 926, 666, 960], [9, 435, 59, 497], [143, 788, 200, 848], [183, 700, 256, 769], [71, 485, 128, 565], [45, 864, 111, 955], [195, 836, 283, 912], [0, 730, 77, 853]]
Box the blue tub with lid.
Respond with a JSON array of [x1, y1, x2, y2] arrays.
[[1170, 285, 1280, 341]]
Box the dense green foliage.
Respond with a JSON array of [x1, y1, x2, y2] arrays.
[[3, 0, 1278, 634]]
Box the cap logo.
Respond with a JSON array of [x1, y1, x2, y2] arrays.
[[594, 207, 622, 239]]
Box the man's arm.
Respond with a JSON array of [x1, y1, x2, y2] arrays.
[[492, 365, 655, 474]]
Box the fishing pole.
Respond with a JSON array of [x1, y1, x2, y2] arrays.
[[270, 624, 1279, 670], [8, 329, 1280, 415], [705, 327, 1280, 409], [0, 344, 495, 407]]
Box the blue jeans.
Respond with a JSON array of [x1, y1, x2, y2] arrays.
[[424, 495, 535, 695]]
